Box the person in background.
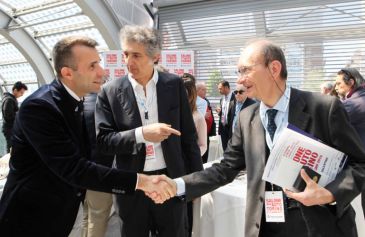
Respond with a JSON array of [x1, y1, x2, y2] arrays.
[[320, 81, 333, 95], [1, 81, 28, 153], [0, 36, 173, 237], [182, 74, 207, 156], [228, 83, 256, 139], [196, 82, 216, 163], [181, 73, 208, 117], [335, 67, 365, 217], [95, 25, 203, 237], [216, 80, 235, 151], [81, 93, 114, 237], [155, 39, 365, 237]]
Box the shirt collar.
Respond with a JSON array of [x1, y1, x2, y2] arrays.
[[128, 68, 159, 90], [259, 85, 291, 118], [60, 80, 82, 102]]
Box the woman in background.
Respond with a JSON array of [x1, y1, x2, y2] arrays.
[[182, 74, 207, 156]]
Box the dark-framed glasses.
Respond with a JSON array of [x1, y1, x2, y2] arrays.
[[234, 90, 245, 95]]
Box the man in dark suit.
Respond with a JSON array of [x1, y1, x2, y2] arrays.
[[216, 80, 235, 151], [95, 25, 203, 237], [0, 36, 174, 237], [228, 83, 256, 139], [156, 39, 365, 237]]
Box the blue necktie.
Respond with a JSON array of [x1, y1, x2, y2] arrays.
[[266, 109, 278, 140]]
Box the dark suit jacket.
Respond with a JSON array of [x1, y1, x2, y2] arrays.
[[183, 88, 365, 237], [343, 87, 365, 147], [84, 93, 114, 166], [218, 93, 235, 150], [218, 93, 235, 134], [228, 97, 256, 139], [0, 80, 137, 237], [342, 86, 365, 218], [95, 72, 203, 177]]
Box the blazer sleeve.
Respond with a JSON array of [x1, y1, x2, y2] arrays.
[[17, 98, 137, 194], [2, 98, 16, 123], [182, 110, 246, 200], [324, 98, 365, 217], [95, 85, 140, 155]]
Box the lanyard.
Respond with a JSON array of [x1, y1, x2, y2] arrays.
[[135, 88, 155, 122]]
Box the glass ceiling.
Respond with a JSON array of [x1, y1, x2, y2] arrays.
[[0, 0, 108, 98]]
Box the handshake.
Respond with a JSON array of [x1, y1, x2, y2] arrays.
[[136, 174, 177, 204]]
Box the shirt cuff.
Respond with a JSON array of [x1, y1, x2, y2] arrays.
[[135, 127, 146, 144], [135, 174, 140, 190], [174, 177, 186, 196]]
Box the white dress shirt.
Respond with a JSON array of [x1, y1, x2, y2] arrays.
[[196, 96, 208, 116], [259, 86, 290, 150], [129, 69, 167, 171]]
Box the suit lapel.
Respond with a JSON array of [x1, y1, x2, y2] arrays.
[[250, 107, 267, 166], [116, 77, 142, 126], [156, 73, 172, 123], [288, 88, 311, 131], [50, 79, 84, 144]]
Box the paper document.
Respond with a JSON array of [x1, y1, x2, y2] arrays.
[[262, 124, 347, 192]]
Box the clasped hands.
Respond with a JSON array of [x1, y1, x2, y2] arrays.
[[136, 174, 177, 204]]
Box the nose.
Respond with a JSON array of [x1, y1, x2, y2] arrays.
[[97, 65, 105, 77], [237, 75, 248, 85]]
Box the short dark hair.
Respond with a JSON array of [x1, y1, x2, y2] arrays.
[[262, 43, 288, 79], [52, 36, 98, 78], [337, 67, 365, 90], [218, 80, 230, 88], [12, 81, 28, 91]]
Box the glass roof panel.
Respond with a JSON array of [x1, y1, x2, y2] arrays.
[[0, 44, 26, 64], [0, 63, 37, 83], [19, 3, 80, 24], [39, 28, 109, 55]]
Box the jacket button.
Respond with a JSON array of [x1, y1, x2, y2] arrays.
[[76, 192, 82, 197], [256, 223, 260, 228]]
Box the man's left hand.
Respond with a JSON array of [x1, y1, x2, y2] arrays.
[[284, 169, 335, 206]]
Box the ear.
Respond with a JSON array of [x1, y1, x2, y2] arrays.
[[60, 67, 73, 81], [349, 78, 355, 87], [153, 53, 161, 64], [269, 60, 282, 79]]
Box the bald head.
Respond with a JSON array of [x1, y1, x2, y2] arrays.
[[241, 39, 287, 80], [196, 82, 207, 98]]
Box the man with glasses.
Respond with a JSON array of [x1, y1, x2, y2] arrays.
[[229, 84, 256, 138], [154, 39, 365, 237]]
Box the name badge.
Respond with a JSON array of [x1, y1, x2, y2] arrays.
[[264, 191, 285, 222], [145, 142, 156, 161]]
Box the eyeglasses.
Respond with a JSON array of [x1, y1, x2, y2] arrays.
[[236, 63, 262, 77], [233, 90, 245, 95]]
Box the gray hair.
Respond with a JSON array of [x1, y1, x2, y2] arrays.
[[320, 82, 333, 90], [119, 25, 161, 58]]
